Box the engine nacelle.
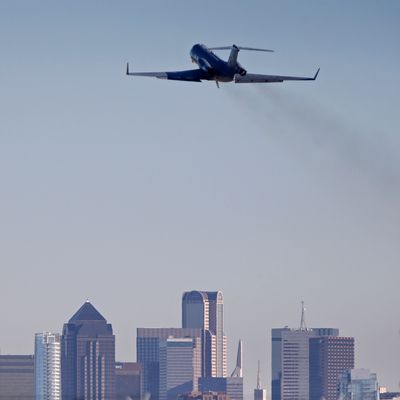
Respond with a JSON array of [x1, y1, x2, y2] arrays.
[[236, 65, 247, 76]]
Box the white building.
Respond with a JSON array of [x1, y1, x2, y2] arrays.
[[280, 329, 316, 400], [34, 332, 61, 400]]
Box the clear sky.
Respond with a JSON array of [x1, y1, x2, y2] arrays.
[[0, 0, 399, 396]]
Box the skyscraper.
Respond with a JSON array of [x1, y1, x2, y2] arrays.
[[338, 368, 379, 400], [182, 291, 227, 377], [309, 336, 355, 400], [137, 327, 203, 400], [35, 332, 61, 400], [271, 327, 339, 400], [159, 337, 202, 400], [61, 301, 116, 400]]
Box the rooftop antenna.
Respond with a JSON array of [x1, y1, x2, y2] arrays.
[[257, 360, 261, 390], [300, 301, 307, 330]]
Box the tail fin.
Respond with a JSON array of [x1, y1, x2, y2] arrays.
[[228, 45, 240, 68]]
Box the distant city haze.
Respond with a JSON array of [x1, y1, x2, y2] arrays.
[[0, 1, 399, 399]]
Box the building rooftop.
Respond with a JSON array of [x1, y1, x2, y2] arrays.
[[69, 301, 106, 322]]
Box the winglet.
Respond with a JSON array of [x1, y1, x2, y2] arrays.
[[313, 68, 320, 80], [126, 62, 130, 75]]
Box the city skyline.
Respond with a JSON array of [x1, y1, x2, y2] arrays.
[[1, 1, 399, 398], [0, 293, 390, 399]]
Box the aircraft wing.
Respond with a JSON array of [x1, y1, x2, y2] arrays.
[[235, 68, 320, 83], [126, 63, 210, 82]]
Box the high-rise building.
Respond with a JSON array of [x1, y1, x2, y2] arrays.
[[271, 327, 339, 400], [338, 368, 379, 400], [61, 301, 116, 400], [115, 362, 141, 400], [309, 336, 355, 400], [159, 337, 202, 400], [0, 355, 34, 400], [182, 291, 227, 377], [35, 332, 61, 400], [137, 328, 203, 400], [281, 328, 315, 400]]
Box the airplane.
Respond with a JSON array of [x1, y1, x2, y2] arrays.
[[126, 43, 319, 87]]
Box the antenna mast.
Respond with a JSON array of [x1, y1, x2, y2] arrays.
[[300, 301, 307, 330], [257, 360, 261, 390]]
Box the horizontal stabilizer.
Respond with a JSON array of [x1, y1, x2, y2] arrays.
[[210, 45, 274, 52]]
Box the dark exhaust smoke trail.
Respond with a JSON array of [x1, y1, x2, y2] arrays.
[[223, 84, 400, 193]]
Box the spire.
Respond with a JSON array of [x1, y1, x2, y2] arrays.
[[300, 300, 307, 330], [231, 339, 243, 378], [257, 360, 261, 389]]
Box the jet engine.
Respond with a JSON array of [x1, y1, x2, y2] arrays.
[[236, 63, 247, 76]]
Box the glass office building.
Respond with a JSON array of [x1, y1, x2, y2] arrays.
[[35, 332, 61, 400], [61, 301, 116, 400]]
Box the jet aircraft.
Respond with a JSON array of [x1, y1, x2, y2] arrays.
[[126, 44, 319, 87]]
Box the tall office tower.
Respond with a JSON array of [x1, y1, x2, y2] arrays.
[[115, 362, 141, 400], [0, 355, 34, 400], [281, 329, 315, 400], [159, 337, 202, 400], [61, 301, 116, 400], [338, 368, 379, 400], [137, 327, 203, 400], [35, 332, 61, 400], [254, 361, 267, 400], [182, 290, 227, 377], [271, 327, 339, 400], [309, 336, 355, 400]]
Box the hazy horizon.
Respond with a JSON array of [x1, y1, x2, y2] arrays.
[[1, 0, 399, 397]]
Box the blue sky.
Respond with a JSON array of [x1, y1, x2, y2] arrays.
[[0, 0, 399, 395]]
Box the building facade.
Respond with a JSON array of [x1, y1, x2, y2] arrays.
[[137, 327, 203, 400], [182, 291, 227, 377], [199, 377, 243, 400], [159, 337, 202, 400], [178, 392, 230, 400], [35, 332, 61, 400], [61, 301, 116, 400], [338, 368, 379, 400], [0, 355, 34, 400], [115, 362, 141, 400], [309, 336, 355, 400], [271, 327, 339, 400]]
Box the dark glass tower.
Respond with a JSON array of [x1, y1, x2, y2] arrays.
[[61, 301, 116, 400]]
